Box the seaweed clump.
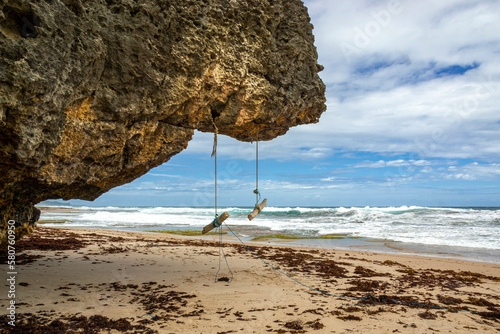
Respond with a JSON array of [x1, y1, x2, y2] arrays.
[[0, 314, 156, 334]]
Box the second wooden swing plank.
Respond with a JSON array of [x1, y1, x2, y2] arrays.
[[248, 198, 267, 221]]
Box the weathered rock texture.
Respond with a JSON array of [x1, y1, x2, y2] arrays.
[[0, 0, 326, 242]]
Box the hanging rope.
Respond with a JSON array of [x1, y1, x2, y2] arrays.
[[253, 136, 261, 204], [248, 133, 267, 221], [215, 224, 233, 282], [211, 121, 218, 216], [210, 118, 232, 282]]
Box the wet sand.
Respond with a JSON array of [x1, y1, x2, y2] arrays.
[[1, 226, 499, 333]]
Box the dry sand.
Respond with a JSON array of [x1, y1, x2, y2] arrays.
[[1, 226, 499, 333]]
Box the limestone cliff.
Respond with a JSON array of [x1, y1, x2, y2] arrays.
[[0, 0, 326, 242]]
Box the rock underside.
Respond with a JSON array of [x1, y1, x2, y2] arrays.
[[0, 0, 326, 243]]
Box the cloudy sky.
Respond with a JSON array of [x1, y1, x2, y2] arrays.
[[74, 0, 500, 208]]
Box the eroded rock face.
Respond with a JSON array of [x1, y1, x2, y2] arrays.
[[0, 0, 326, 241]]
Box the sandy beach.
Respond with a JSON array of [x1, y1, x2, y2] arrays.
[[1, 226, 499, 333]]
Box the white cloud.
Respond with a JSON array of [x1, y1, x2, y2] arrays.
[[444, 162, 500, 180], [369, 161, 500, 184], [243, 0, 500, 161], [354, 159, 432, 168]]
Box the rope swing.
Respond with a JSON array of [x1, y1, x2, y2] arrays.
[[202, 123, 230, 235], [248, 135, 268, 221], [201, 120, 232, 282]]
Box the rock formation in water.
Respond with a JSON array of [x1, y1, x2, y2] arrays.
[[0, 0, 326, 243]]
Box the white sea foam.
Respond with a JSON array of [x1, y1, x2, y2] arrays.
[[39, 205, 500, 250]]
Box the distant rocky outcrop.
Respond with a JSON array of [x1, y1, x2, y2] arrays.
[[0, 0, 326, 243]]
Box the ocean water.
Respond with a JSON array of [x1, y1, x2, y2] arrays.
[[39, 205, 500, 253]]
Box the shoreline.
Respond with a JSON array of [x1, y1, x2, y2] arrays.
[[37, 220, 500, 265], [37, 205, 500, 266], [1, 226, 499, 333]]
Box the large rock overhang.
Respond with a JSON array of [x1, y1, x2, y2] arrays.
[[0, 0, 326, 240]]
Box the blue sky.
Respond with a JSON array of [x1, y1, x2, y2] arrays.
[[69, 0, 500, 207]]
